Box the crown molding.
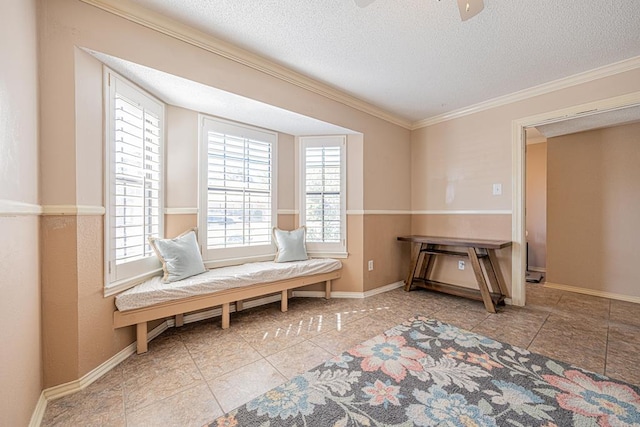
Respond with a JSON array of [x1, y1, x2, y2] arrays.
[[412, 55, 640, 129], [41, 205, 105, 216], [78, 0, 412, 130], [0, 199, 42, 216]]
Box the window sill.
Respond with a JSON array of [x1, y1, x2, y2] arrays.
[[104, 268, 163, 297], [203, 253, 277, 269], [308, 251, 349, 259]]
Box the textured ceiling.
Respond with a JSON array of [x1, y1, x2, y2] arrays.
[[125, 0, 640, 123]]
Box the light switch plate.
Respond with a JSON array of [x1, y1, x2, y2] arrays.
[[492, 183, 502, 196]]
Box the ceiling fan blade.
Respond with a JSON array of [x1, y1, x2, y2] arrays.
[[457, 0, 484, 21], [354, 0, 376, 8]]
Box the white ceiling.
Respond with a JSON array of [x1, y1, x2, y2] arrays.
[[124, 0, 640, 123]]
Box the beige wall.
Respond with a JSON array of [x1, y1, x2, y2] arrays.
[[41, 216, 79, 386], [547, 123, 640, 298], [411, 66, 640, 299], [411, 121, 512, 212], [0, 0, 42, 425], [278, 134, 296, 211], [75, 47, 104, 207], [166, 105, 199, 209], [37, 0, 411, 391], [526, 142, 547, 270], [363, 215, 411, 292]]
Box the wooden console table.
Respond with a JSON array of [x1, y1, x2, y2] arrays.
[[397, 235, 512, 313]]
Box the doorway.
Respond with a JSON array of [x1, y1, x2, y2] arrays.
[[510, 91, 640, 306]]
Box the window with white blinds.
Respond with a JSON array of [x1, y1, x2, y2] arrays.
[[300, 136, 347, 255], [105, 71, 164, 290], [200, 116, 277, 262]]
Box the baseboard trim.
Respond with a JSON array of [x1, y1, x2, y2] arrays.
[[28, 393, 47, 427], [544, 282, 640, 304], [292, 290, 328, 298], [528, 266, 546, 273], [43, 344, 136, 402], [167, 294, 284, 326], [364, 281, 405, 297], [294, 280, 405, 299]]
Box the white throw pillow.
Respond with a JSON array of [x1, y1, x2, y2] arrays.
[[149, 228, 206, 282], [273, 226, 308, 263]]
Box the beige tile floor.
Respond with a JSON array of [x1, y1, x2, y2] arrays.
[[42, 283, 640, 426]]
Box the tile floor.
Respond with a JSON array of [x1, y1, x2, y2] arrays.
[[42, 283, 640, 426]]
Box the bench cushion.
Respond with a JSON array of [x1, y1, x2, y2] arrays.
[[115, 258, 342, 312]]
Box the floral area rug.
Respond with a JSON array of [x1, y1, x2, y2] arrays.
[[210, 316, 640, 426]]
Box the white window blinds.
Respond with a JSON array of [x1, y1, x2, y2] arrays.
[[105, 71, 164, 290], [113, 92, 161, 263], [300, 136, 346, 255], [200, 117, 277, 262]]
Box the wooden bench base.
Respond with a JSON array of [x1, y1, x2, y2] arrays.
[[114, 270, 339, 354], [398, 236, 511, 313]]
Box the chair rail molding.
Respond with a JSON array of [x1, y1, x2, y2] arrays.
[[41, 205, 105, 216], [0, 199, 42, 216]]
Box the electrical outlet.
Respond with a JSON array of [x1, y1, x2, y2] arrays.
[[368, 260, 374, 271], [458, 260, 465, 270]]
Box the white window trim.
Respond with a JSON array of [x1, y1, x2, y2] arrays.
[[299, 135, 347, 257], [198, 115, 278, 264], [103, 68, 165, 296]]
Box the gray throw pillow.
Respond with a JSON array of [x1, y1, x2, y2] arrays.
[[149, 228, 206, 282], [273, 226, 308, 263]]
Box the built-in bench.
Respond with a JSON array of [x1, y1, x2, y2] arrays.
[[113, 258, 342, 354]]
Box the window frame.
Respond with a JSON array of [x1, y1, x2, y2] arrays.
[[198, 115, 278, 267], [103, 68, 165, 295], [299, 135, 347, 257]]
